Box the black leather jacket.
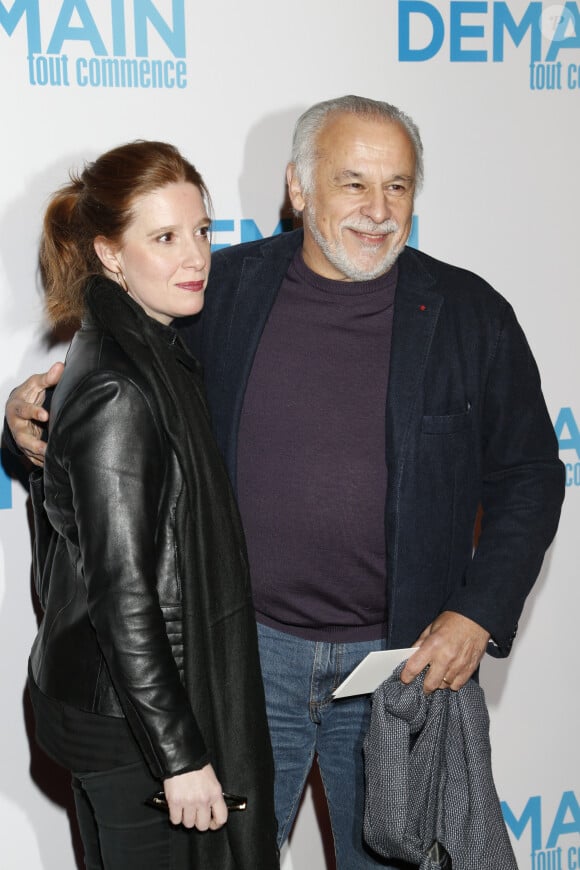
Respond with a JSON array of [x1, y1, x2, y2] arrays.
[[29, 320, 206, 779]]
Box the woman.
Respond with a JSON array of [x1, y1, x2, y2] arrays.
[[27, 141, 278, 869]]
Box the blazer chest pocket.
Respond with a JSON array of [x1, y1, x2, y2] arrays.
[[421, 404, 471, 435]]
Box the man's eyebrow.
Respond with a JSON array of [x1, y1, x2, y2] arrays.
[[334, 169, 364, 181], [333, 169, 415, 184], [390, 174, 415, 183]]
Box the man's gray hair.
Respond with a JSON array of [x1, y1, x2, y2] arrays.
[[291, 95, 424, 195]]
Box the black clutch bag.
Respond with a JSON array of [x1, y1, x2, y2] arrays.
[[145, 790, 247, 813]]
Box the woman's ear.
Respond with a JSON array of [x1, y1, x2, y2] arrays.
[[93, 236, 121, 275]]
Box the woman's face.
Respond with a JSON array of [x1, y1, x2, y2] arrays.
[[106, 181, 211, 325]]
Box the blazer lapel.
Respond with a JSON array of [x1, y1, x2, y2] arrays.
[[215, 232, 301, 484], [387, 248, 442, 489]]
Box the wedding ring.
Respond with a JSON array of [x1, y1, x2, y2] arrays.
[[442, 677, 450, 685]]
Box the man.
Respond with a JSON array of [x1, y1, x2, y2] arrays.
[[5, 96, 565, 869]]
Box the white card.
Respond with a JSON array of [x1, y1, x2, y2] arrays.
[[332, 648, 418, 699]]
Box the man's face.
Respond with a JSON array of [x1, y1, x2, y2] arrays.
[[288, 113, 416, 281]]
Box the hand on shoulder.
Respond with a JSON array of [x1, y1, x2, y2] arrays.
[[5, 363, 64, 467]]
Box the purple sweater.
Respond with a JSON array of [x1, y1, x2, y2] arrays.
[[236, 251, 397, 641]]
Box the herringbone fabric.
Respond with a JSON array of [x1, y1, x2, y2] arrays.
[[363, 665, 518, 869]]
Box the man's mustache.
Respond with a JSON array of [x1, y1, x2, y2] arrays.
[[341, 219, 399, 234]]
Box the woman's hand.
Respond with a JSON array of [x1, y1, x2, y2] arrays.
[[163, 764, 228, 830]]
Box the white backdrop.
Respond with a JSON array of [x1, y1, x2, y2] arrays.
[[1, 2, 579, 868]]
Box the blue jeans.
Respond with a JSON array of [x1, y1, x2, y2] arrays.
[[257, 623, 399, 870]]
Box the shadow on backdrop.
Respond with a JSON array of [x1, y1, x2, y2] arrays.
[[238, 105, 305, 238]]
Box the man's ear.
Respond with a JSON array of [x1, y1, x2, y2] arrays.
[[93, 236, 121, 275], [286, 163, 306, 214]]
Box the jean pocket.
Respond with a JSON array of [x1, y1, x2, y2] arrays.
[[73, 759, 145, 783]]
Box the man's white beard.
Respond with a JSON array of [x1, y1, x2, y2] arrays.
[[305, 210, 403, 281]]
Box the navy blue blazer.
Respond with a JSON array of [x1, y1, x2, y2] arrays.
[[179, 230, 564, 656]]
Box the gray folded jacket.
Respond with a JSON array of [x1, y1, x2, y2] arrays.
[[363, 664, 518, 870]]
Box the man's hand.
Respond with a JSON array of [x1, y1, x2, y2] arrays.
[[163, 764, 228, 830], [5, 363, 64, 467], [400, 611, 490, 694]]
